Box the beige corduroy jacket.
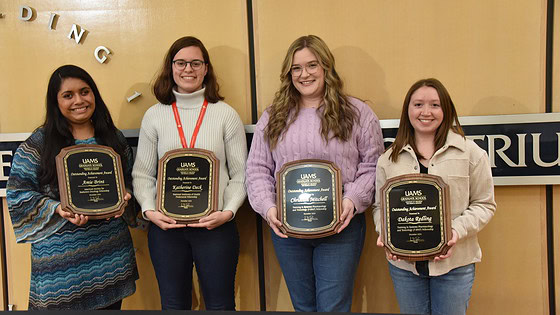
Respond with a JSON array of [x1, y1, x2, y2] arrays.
[[373, 131, 496, 276]]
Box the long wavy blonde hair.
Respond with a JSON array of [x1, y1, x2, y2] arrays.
[[265, 35, 357, 149]]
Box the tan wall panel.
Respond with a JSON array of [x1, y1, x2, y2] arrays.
[[468, 186, 547, 314], [262, 226, 293, 311], [233, 203, 260, 310], [352, 214, 399, 313], [548, 0, 559, 311], [254, 0, 544, 119], [0, 0, 252, 133], [2, 198, 30, 311], [121, 228, 160, 310]]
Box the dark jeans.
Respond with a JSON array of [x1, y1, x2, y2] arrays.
[[271, 213, 366, 312], [148, 219, 240, 310]]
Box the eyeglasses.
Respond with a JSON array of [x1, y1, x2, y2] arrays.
[[290, 62, 320, 77], [172, 59, 205, 71]]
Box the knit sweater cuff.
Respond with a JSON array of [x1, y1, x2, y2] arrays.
[[343, 191, 366, 214], [261, 201, 277, 220]]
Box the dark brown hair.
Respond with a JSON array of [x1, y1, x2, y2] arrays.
[[389, 78, 464, 162], [39, 65, 127, 191], [153, 36, 223, 104]]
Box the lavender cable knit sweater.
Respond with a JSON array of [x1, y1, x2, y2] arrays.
[[246, 97, 384, 219]]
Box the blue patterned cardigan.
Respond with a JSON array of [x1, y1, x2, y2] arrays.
[[6, 128, 138, 310]]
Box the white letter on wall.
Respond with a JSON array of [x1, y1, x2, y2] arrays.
[[532, 133, 560, 167], [0, 151, 13, 181], [94, 46, 111, 64], [67, 24, 86, 44], [19, 5, 33, 21], [486, 135, 522, 167], [48, 13, 58, 30]]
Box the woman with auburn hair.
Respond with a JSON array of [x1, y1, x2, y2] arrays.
[[7, 64, 138, 310], [373, 78, 496, 315], [132, 36, 247, 310], [246, 35, 384, 311]]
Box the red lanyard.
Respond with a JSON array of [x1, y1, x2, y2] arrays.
[[171, 98, 208, 148]]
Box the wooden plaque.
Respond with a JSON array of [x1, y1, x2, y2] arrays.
[[276, 159, 342, 239], [56, 144, 127, 220], [381, 173, 452, 261], [156, 148, 219, 224]]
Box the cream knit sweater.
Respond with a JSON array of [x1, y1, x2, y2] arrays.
[[132, 88, 247, 217]]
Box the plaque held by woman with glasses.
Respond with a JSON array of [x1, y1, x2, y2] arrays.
[[132, 36, 247, 310], [56, 144, 127, 219], [156, 148, 219, 224], [276, 159, 342, 238], [380, 173, 452, 261]]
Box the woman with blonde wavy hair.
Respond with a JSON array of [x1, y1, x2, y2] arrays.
[[246, 35, 384, 311]]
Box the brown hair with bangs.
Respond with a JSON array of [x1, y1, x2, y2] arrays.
[[389, 78, 464, 162], [153, 36, 223, 105]]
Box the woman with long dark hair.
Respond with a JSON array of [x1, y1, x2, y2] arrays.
[[246, 35, 384, 311], [132, 36, 247, 310], [373, 78, 496, 315], [7, 64, 138, 310]]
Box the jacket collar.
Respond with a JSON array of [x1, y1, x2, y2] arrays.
[[443, 130, 466, 152], [399, 130, 466, 155]]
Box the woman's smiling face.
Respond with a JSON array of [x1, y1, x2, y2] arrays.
[[57, 77, 96, 128], [291, 47, 325, 102], [408, 86, 444, 138]]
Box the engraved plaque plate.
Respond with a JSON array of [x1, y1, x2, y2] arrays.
[[381, 173, 452, 261], [156, 148, 219, 224], [56, 144, 127, 220], [276, 159, 342, 239]]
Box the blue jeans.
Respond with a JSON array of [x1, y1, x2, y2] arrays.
[[388, 263, 475, 315], [271, 213, 366, 312], [148, 220, 239, 310]]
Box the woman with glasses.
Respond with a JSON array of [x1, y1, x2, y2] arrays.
[[7, 65, 138, 310], [132, 36, 247, 310], [373, 78, 496, 315], [246, 35, 384, 312]]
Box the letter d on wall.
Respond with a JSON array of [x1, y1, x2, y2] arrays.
[[19, 5, 33, 21]]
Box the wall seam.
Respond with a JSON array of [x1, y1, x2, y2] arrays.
[[546, 0, 555, 313]]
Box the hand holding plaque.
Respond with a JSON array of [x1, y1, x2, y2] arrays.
[[156, 148, 219, 224], [276, 159, 342, 239], [380, 173, 452, 261], [56, 144, 127, 220]]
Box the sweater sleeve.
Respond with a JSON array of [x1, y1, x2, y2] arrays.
[[342, 103, 384, 213], [132, 108, 159, 217], [6, 132, 67, 243], [246, 112, 277, 219], [451, 145, 497, 240], [221, 107, 248, 216]]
